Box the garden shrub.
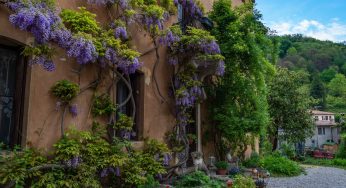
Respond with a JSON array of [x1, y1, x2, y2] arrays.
[[280, 143, 296, 160], [336, 134, 346, 159], [260, 153, 303, 176], [174, 171, 225, 188], [242, 152, 260, 168], [0, 124, 170, 187], [232, 175, 255, 188]]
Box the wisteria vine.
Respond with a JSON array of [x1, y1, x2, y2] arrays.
[[2, 0, 225, 181]]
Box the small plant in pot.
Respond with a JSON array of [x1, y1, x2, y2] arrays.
[[229, 167, 240, 176], [255, 179, 267, 188], [215, 161, 229, 175], [187, 134, 197, 145]]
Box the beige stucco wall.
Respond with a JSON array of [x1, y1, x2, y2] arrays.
[[1, 0, 253, 155], [1, 1, 177, 150]]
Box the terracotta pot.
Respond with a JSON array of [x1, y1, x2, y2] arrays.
[[189, 139, 194, 145], [217, 169, 228, 175]]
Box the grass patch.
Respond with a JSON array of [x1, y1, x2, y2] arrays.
[[302, 157, 346, 170]]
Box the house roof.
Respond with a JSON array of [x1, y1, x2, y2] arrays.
[[311, 110, 335, 115]]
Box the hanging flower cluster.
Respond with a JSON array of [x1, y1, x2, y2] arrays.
[[161, 25, 224, 127], [7, 1, 60, 44], [87, 0, 173, 35], [66, 35, 98, 64], [100, 166, 121, 177], [174, 0, 204, 24]]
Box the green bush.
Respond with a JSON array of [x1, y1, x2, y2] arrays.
[[0, 125, 168, 187], [232, 175, 256, 188], [174, 171, 225, 188], [242, 152, 260, 168], [51, 80, 79, 102], [336, 134, 346, 159], [260, 153, 303, 176], [280, 143, 296, 160], [92, 94, 116, 117]]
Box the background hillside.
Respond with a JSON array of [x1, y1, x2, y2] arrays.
[[275, 34, 346, 114]]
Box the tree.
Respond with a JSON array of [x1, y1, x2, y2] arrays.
[[208, 0, 276, 158], [328, 74, 346, 97], [326, 74, 346, 111], [320, 66, 338, 82], [268, 68, 313, 150], [310, 74, 327, 109]]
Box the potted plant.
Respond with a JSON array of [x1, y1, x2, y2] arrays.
[[255, 179, 267, 188], [187, 134, 197, 145], [215, 161, 229, 175]]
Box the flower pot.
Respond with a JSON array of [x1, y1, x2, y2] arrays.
[[217, 169, 228, 175], [189, 139, 194, 145]]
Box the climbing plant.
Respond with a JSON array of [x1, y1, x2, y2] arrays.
[[0, 0, 224, 186], [207, 0, 277, 159]]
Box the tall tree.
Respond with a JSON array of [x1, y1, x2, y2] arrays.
[[268, 68, 313, 149], [326, 74, 346, 111], [208, 0, 276, 158]]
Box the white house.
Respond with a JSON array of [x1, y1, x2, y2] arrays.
[[305, 110, 341, 148]]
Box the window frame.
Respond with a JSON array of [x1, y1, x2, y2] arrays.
[[0, 43, 27, 148], [116, 71, 144, 141], [318, 127, 325, 135]]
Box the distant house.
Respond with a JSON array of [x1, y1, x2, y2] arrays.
[[305, 110, 341, 148]]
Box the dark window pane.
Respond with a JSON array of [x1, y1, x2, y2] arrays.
[[0, 47, 18, 145]]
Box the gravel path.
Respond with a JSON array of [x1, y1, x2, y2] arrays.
[[267, 165, 346, 188]]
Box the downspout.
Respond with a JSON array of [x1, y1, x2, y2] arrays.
[[196, 103, 202, 152]]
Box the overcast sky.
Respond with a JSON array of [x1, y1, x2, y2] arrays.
[[256, 0, 346, 42]]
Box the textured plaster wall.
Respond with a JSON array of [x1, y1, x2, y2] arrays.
[[0, 0, 256, 156], [0, 1, 176, 150]]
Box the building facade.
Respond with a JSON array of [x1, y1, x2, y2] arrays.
[[305, 110, 341, 148], [0, 0, 255, 163]]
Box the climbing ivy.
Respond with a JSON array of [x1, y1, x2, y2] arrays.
[[208, 0, 277, 158]]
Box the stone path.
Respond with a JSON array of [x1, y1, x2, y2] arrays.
[[267, 165, 346, 188]]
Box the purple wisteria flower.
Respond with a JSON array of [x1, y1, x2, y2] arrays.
[[161, 31, 180, 47], [117, 58, 142, 75], [143, 15, 164, 31], [65, 156, 82, 168], [7, 1, 59, 44], [6, 1, 25, 12], [105, 48, 118, 63], [100, 167, 120, 177], [216, 60, 225, 76], [87, 0, 115, 5], [67, 37, 98, 64], [116, 0, 128, 9], [163, 153, 172, 166], [120, 130, 135, 140], [201, 41, 221, 54], [51, 28, 73, 49], [42, 60, 56, 71], [29, 56, 56, 72], [69, 104, 78, 117], [168, 57, 179, 65], [114, 27, 128, 40], [175, 0, 203, 23]]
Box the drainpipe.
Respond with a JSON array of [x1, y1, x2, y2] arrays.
[[196, 103, 202, 153]]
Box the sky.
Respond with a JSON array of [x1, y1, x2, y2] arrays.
[[256, 0, 346, 42]]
